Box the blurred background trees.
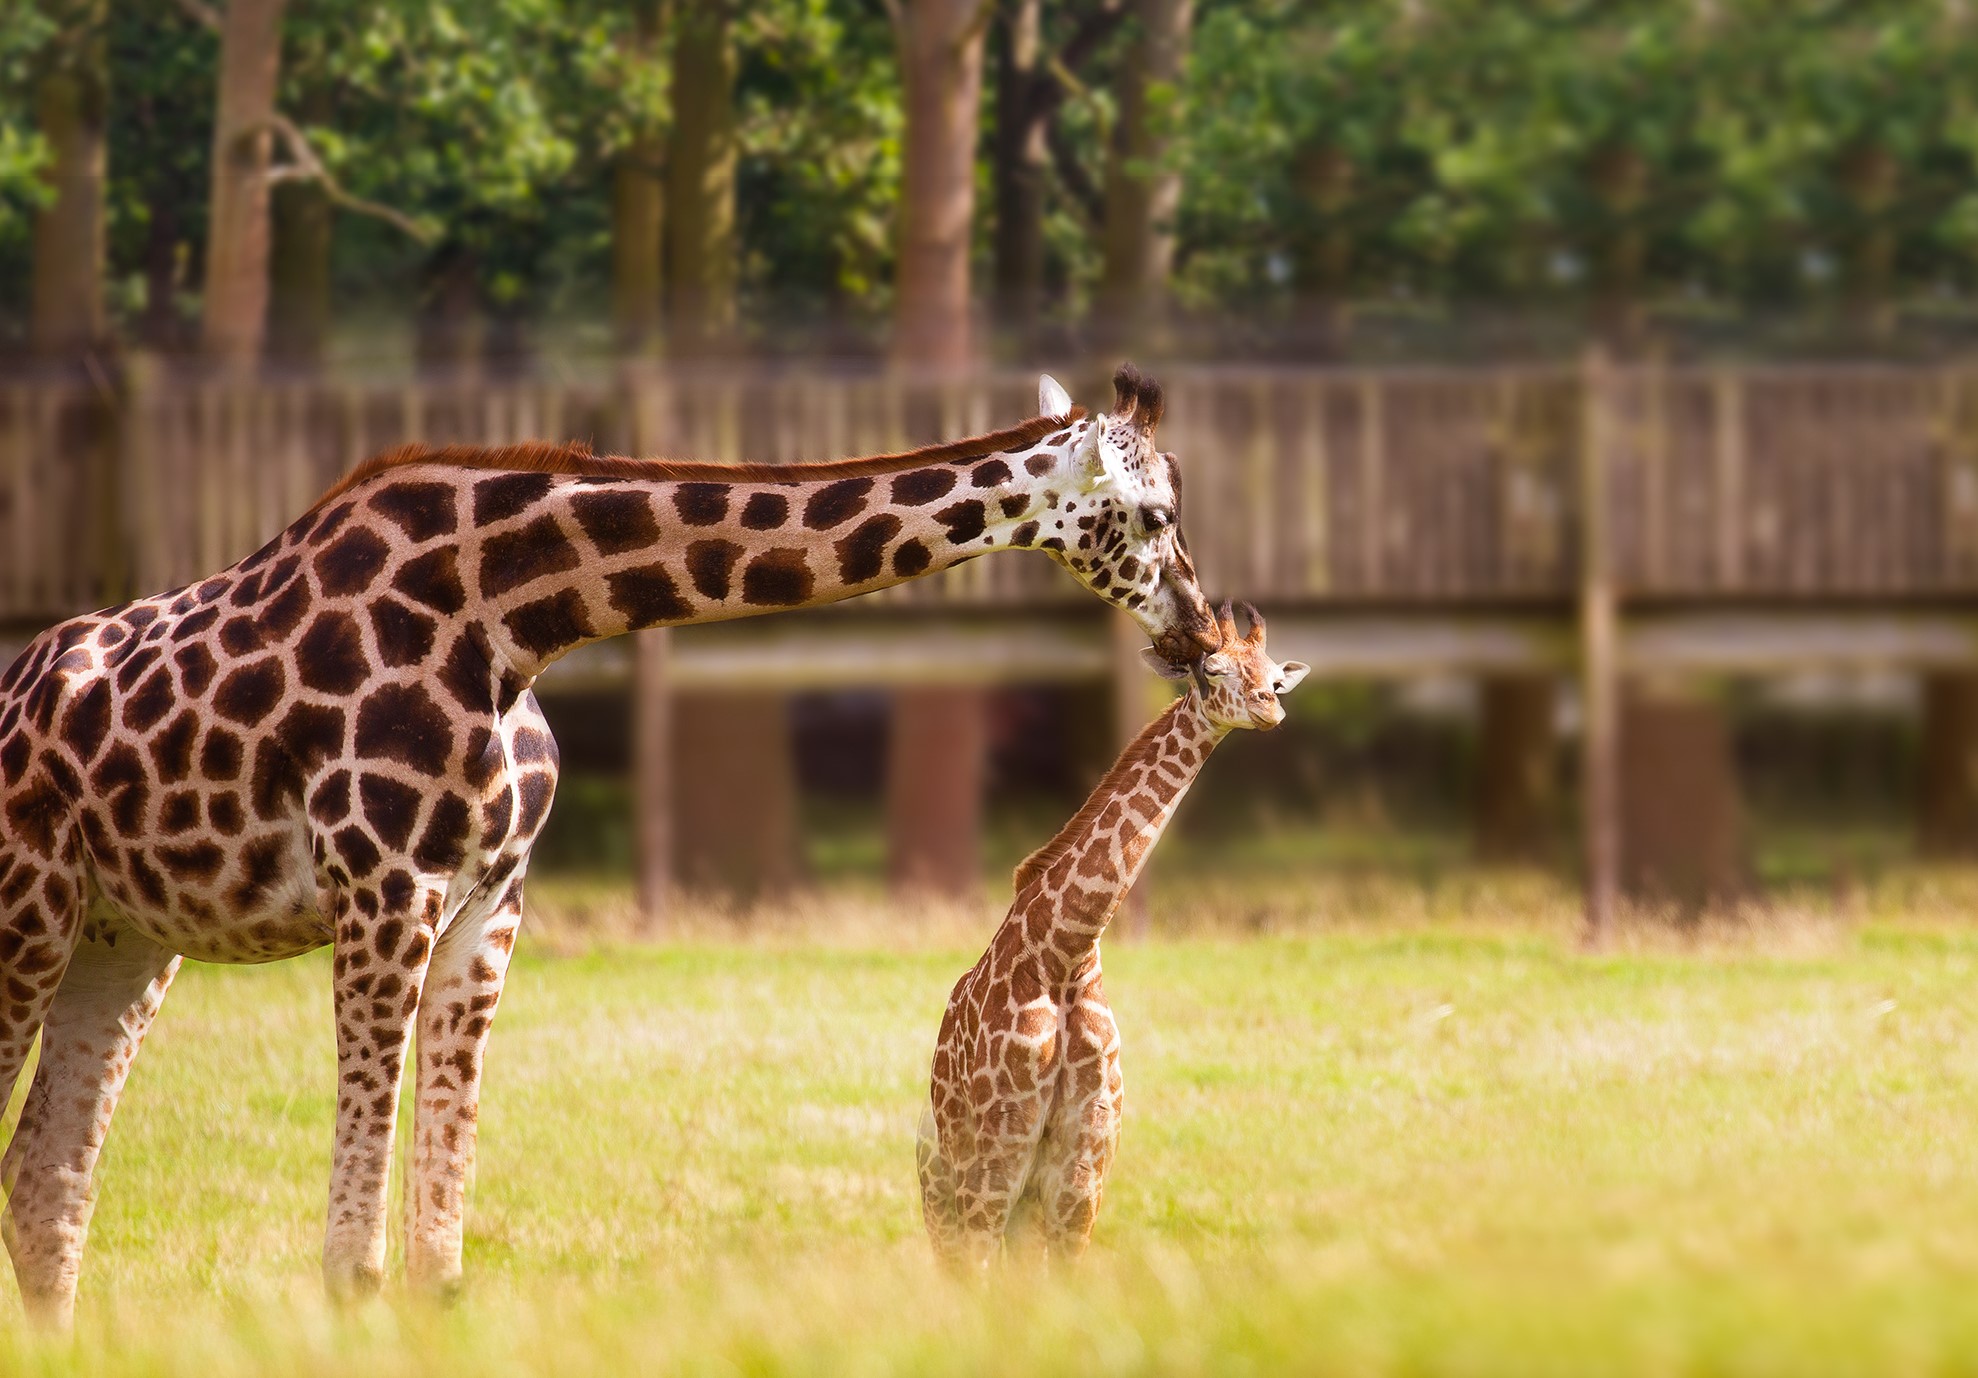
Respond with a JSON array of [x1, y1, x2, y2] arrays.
[[2, 0, 1974, 371]]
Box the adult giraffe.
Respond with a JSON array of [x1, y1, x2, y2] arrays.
[[0, 365, 1218, 1325]]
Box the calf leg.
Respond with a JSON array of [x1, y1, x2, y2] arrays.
[[2, 925, 177, 1330], [949, 1095, 1049, 1274], [322, 880, 442, 1299], [915, 1103, 966, 1264], [1035, 1001, 1122, 1261], [404, 874, 524, 1295]]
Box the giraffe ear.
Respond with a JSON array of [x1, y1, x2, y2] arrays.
[[1038, 373, 1073, 419], [1274, 661, 1310, 696], [1138, 646, 1193, 681]]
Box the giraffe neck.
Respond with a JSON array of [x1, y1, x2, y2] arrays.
[[1012, 693, 1227, 968], [392, 417, 1099, 679]]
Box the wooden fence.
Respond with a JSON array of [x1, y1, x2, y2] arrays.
[[8, 359, 1978, 934], [7, 360, 1978, 628]]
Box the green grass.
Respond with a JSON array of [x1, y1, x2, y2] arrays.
[[10, 891, 1978, 1374]]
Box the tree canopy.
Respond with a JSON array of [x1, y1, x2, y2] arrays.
[[1, 0, 1973, 364]]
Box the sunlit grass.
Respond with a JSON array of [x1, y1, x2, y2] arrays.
[[7, 886, 1978, 1373]]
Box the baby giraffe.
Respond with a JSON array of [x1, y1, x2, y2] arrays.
[[917, 601, 1308, 1270]]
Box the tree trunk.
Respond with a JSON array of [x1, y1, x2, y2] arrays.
[[1840, 143, 1898, 347], [415, 244, 482, 373], [1475, 675, 1557, 862], [613, 146, 666, 353], [139, 193, 185, 352], [992, 0, 1046, 347], [200, 0, 287, 368], [610, 0, 666, 355], [1918, 673, 1978, 857], [887, 687, 988, 898], [893, 0, 989, 369], [29, 0, 108, 362], [1098, 0, 1191, 346], [268, 180, 331, 367], [1588, 143, 1647, 355], [667, 1, 736, 351], [1293, 143, 1354, 359], [672, 691, 801, 901]]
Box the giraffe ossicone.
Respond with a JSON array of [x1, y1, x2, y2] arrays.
[[918, 601, 1308, 1271], [0, 365, 1218, 1327]]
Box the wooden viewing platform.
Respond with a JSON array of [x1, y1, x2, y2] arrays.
[[5, 359, 1978, 933]]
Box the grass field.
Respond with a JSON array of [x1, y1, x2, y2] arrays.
[[8, 875, 1978, 1375]]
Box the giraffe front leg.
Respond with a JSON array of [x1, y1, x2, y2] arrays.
[[404, 873, 523, 1296], [2, 926, 176, 1330], [323, 880, 441, 1301]]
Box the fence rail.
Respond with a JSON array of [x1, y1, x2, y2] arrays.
[[5, 361, 1978, 627]]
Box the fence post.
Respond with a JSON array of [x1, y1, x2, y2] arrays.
[[622, 364, 673, 929], [633, 628, 673, 928], [1579, 349, 1620, 945]]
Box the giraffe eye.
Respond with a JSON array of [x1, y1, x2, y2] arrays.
[[1140, 506, 1171, 532]]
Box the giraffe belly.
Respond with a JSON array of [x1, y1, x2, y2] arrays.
[[84, 812, 332, 964]]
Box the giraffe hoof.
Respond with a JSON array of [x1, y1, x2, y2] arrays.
[[20, 1288, 77, 1333], [323, 1260, 386, 1303], [410, 1270, 466, 1306]]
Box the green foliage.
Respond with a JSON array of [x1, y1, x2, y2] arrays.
[[1179, 0, 1978, 338], [0, 6, 58, 329], [284, 0, 612, 319], [736, 1, 901, 320], [0, 10, 55, 238], [2, 0, 1975, 352], [101, 0, 213, 341]]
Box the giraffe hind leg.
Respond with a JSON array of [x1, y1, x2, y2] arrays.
[[1034, 1009, 1123, 1262], [915, 1105, 966, 1267], [404, 873, 526, 1297], [3, 924, 177, 1330]]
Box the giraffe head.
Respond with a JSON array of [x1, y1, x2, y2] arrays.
[[1036, 364, 1221, 669], [1144, 600, 1309, 730]]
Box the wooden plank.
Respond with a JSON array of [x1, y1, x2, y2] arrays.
[[1302, 380, 1329, 595], [1626, 610, 1978, 673], [546, 617, 1115, 692], [23, 389, 52, 610], [1, 389, 27, 614], [197, 383, 225, 579], [1359, 377, 1384, 594], [1580, 350, 1620, 946], [1247, 380, 1274, 593], [1263, 613, 1569, 678], [1642, 359, 1668, 590], [1713, 372, 1744, 593], [1942, 367, 1978, 588]]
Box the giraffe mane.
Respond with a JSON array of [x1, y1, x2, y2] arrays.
[[1011, 697, 1187, 895], [306, 408, 1088, 513]]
